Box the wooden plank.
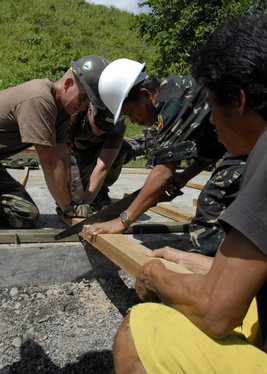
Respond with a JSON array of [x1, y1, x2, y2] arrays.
[[186, 181, 204, 190], [60, 217, 192, 276], [85, 233, 192, 277], [122, 167, 150, 175], [19, 166, 29, 187], [149, 203, 194, 222], [0, 229, 79, 244]]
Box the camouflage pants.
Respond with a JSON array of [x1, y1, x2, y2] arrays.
[[0, 163, 39, 228], [71, 140, 133, 197]]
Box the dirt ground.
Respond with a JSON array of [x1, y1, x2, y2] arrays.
[[0, 151, 208, 373], [0, 270, 138, 373]]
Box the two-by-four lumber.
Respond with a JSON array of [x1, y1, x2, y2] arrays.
[[59, 217, 192, 276], [0, 229, 79, 244], [19, 166, 30, 187], [83, 233, 192, 277], [149, 203, 194, 222]]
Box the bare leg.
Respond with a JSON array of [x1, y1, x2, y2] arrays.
[[113, 314, 146, 374]]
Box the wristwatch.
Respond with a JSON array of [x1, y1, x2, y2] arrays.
[[119, 210, 133, 226]]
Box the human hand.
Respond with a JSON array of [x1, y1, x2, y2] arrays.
[[82, 218, 125, 241], [148, 247, 213, 275], [73, 203, 94, 218], [135, 260, 165, 302], [70, 197, 94, 218]]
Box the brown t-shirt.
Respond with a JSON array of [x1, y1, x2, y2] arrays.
[[0, 79, 70, 160]]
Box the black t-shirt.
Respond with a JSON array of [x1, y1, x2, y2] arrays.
[[220, 127, 267, 350]]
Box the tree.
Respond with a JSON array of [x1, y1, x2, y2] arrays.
[[136, 0, 263, 77]]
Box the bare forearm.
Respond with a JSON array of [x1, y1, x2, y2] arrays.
[[41, 158, 72, 209], [127, 163, 175, 221], [82, 147, 120, 204], [82, 166, 108, 204], [56, 143, 72, 195], [145, 265, 222, 337]]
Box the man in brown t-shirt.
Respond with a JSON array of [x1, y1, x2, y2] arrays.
[[0, 55, 109, 228]]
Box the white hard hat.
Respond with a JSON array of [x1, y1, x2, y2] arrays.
[[98, 58, 148, 124]]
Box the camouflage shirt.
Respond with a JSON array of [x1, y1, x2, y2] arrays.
[[151, 74, 225, 164], [189, 153, 247, 256]]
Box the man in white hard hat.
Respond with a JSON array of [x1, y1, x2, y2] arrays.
[[83, 58, 232, 242]]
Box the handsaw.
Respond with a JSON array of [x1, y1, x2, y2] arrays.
[[55, 188, 141, 240]]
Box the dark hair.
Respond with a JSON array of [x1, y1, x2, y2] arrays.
[[125, 75, 161, 103], [192, 15, 267, 120]]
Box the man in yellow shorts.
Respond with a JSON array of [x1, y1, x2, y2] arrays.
[[112, 15, 267, 373]]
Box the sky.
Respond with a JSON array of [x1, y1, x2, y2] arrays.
[[86, 0, 151, 14]]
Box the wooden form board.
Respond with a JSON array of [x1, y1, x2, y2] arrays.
[[149, 203, 194, 222], [60, 208, 192, 277], [0, 229, 79, 244], [86, 233, 192, 277], [19, 166, 30, 187]]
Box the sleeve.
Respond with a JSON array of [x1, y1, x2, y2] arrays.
[[15, 97, 58, 147], [219, 133, 267, 256]]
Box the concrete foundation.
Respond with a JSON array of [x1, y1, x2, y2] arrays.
[[0, 165, 207, 287]]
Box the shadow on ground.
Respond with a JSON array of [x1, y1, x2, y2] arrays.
[[78, 241, 140, 316], [2, 340, 114, 374]]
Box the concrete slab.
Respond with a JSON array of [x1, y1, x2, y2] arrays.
[[0, 165, 208, 287]]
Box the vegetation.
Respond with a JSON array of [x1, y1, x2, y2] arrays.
[[0, 0, 159, 152], [136, 0, 266, 76], [0, 0, 159, 89], [2, 0, 266, 166]]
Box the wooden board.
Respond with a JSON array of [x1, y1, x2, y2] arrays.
[[0, 229, 79, 244], [149, 203, 194, 222], [86, 233, 192, 277], [19, 166, 29, 187], [185, 181, 204, 190], [59, 217, 191, 277]]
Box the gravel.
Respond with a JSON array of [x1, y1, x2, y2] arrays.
[[0, 273, 139, 373]]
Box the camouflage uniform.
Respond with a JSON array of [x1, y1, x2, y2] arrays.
[[142, 75, 246, 256], [0, 163, 39, 228], [188, 153, 247, 256], [151, 75, 226, 165]]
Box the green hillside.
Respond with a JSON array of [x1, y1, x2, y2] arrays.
[[0, 0, 159, 89], [0, 0, 157, 164]]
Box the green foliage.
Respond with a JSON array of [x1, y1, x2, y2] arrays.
[[0, 0, 159, 89], [136, 0, 265, 76]]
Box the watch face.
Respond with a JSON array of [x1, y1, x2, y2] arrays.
[[120, 211, 128, 221]]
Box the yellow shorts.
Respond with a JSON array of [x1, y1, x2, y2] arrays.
[[130, 302, 267, 374]]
